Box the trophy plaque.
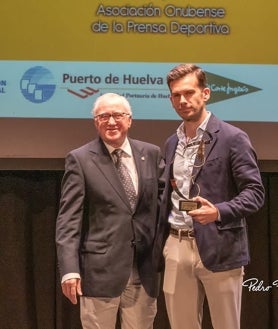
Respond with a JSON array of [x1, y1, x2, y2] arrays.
[[179, 199, 201, 212]]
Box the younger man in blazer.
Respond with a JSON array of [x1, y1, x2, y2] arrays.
[[153, 64, 265, 329]]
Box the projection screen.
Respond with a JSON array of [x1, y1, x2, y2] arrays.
[[0, 0, 277, 168]]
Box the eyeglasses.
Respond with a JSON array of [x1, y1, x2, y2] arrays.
[[94, 112, 131, 122]]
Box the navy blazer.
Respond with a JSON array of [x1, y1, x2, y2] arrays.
[[153, 114, 265, 272], [56, 137, 165, 298]]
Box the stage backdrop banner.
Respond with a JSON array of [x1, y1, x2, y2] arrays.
[[1, 0, 277, 121]]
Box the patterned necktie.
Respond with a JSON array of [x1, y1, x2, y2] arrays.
[[113, 149, 137, 210]]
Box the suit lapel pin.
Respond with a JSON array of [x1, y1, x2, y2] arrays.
[[141, 156, 145, 161]]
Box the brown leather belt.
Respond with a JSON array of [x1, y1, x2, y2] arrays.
[[170, 227, 195, 241]]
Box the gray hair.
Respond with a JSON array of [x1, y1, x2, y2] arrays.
[[91, 93, 132, 117]]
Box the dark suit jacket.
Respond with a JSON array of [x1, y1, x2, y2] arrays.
[[153, 114, 265, 272], [56, 137, 165, 298]]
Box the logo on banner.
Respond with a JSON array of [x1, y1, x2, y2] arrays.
[[67, 86, 99, 99], [206, 72, 262, 104], [0, 80, 6, 94], [20, 66, 56, 103]]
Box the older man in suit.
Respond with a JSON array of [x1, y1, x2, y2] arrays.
[[153, 64, 265, 329], [56, 93, 165, 329]]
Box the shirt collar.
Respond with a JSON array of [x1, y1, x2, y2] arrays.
[[177, 111, 211, 142], [104, 138, 132, 157]]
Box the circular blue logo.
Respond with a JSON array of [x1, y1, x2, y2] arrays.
[[20, 66, 56, 103]]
